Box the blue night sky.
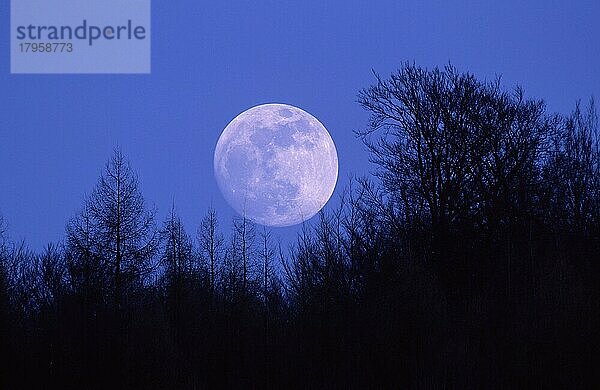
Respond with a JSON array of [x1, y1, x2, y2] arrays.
[[1, 1, 599, 249]]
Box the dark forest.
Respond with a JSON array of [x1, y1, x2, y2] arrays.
[[1, 64, 599, 388]]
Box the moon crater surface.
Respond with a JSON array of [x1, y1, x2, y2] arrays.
[[214, 104, 338, 227]]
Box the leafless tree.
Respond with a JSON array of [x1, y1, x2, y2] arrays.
[[198, 206, 224, 293], [66, 204, 107, 304], [161, 204, 195, 280], [544, 99, 599, 234], [67, 150, 158, 307], [357, 64, 481, 230], [232, 214, 255, 293], [36, 244, 67, 309], [259, 226, 275, 301], [357, 63, 554, 240]]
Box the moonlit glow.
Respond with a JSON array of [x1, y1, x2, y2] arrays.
[[214, 103, 338, 227]]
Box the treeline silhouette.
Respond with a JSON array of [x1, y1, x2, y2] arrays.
[[1, 63, 599, 388]]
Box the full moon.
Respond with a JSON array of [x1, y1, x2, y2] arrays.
[[214, 103, 338, 227]]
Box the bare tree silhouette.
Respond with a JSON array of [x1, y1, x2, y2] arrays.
[[198, 206, 224, 294]]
